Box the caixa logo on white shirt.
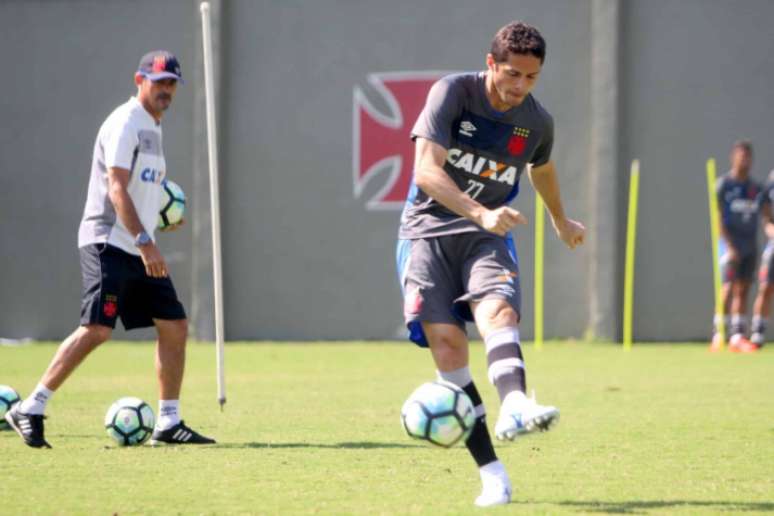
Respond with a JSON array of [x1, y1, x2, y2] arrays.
[[140, 168, 165, 184]]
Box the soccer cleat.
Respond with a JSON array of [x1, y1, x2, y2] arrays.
[[750, 332, 765, 348], [4, 406, 52, 449], [729, 335, 759, 353], [475, 476, 512, 507], [495, 393, 559, 441], [149, 420, 216, 445]]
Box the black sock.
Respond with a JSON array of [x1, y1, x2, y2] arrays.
[[462, 382, 497, 467]]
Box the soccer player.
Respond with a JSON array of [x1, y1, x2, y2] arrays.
[[396, 22, 584, 506], [711, 140, 761, 353], [749, 169, 774, 349], [5, 51, 215, 448]]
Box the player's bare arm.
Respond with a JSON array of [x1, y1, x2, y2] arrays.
[[414, 137, 527, 236], [106, 166, 168, 278], [528, 160, 585, 249]]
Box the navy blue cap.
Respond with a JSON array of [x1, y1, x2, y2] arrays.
[[137, 50, 183, 83]]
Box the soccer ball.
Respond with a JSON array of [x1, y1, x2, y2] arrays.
[[401, 380, 475, 448], [104, 397, 155, 446], [0, 385, 21, 430], [158, 179, 186, 229]]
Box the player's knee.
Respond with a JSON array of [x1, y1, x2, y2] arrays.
[[430, 330, 463, 352], [165, 319, 188, 343], [81, 324, 112, 346], [478, 300, 519, 328]]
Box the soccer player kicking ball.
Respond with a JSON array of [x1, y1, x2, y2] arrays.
[[396, 22, 584, 506], [5, 51, 215, 448]]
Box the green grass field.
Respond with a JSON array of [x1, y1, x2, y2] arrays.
[[2, 341, 773, 515]]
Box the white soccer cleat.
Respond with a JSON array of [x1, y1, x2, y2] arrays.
[[494, 392, 560, 441], [475, 474, 512, 507]]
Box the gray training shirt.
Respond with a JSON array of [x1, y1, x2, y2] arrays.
[[399, 72, 554, 239]]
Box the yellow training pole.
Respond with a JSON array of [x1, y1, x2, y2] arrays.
[[534, 195, 545, 350], [623, 160, 640, 350], [706, 158, 725, 349]]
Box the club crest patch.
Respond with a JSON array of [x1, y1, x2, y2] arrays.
[[103, 295, 118, 318], [507, 127, 530, 156]]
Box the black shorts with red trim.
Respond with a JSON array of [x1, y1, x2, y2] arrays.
[[79, 243, 186, 330]]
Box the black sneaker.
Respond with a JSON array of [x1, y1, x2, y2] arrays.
[[149, 420, 216, 445], [4, 406, 52, 449]]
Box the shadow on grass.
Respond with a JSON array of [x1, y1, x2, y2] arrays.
[[216, 441, 423, 450], [515, 499, 774, 514]]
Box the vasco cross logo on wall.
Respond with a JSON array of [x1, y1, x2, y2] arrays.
[[352, 72, 448, 210]]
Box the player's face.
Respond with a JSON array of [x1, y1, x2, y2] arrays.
[[730, 147, 752, 173], [147, 78, 177, 113], [486, 52, 542, 110], [135, 75, 178, 119]]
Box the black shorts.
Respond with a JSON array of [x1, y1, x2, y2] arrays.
[[80, 244, 186, 330]]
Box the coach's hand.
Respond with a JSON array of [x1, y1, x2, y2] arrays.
[[478, 207, 528, 236], [138, 243, 169, 278], [554, 217, 586, 249]]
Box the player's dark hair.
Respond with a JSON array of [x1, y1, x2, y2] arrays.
[[490, 21, 546, 64], [732, 139, 753, 155]]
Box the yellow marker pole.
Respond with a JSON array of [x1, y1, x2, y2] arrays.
[[706, 158, 725, 349], [534, 195, 545, 350], [623, 160, 640, 350]]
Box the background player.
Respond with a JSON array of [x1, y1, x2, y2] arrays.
[[749, 169, 774, 349], [396, 21, 584, 506], [712, 140, 760, 352], [5, 51, 215, 448]]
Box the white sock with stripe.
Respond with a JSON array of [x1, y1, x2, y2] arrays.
[[156, 399, 180, 431], [19, 383, 53, 415], [485, 327, 526, 401]]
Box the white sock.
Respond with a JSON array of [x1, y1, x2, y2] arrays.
[[436, 366, 472, 388], [480, 460, 509, 485], [713, 314, 730, 330], [156, 399, 180, 430], [19, 383, 53, 415], [502, 390, 528, 409]]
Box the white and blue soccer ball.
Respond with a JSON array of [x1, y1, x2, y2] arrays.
[[401, 380, 475, 448], [0, 385, 21, 430], [158, 179, 186, 229], [104, 397, 155, 446]]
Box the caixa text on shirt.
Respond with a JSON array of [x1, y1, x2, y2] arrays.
[[140, 168, 165, 184], [446, 148, 518, 186]]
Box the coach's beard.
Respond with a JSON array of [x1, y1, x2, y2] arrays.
[[156, 94, 171, 110]]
